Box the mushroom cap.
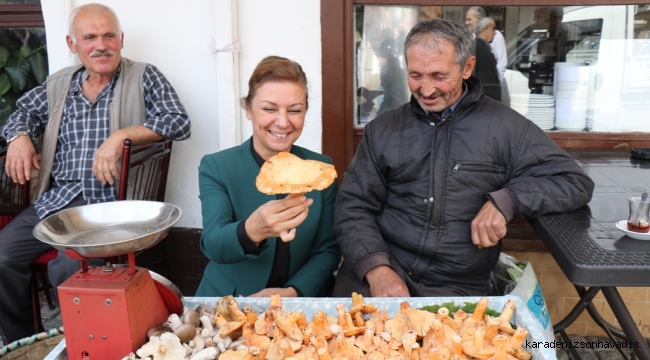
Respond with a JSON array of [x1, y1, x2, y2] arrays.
[[215, 295, 247, 322], [136, 332, 186, 360], [384, 302, 436, 340], [255, 310, 275, 336], [364, 351, 389, 360], [174, 323, 197, 344], [195, 303, 215, 318], [218, 320, 246, 338], [462, 327, 495, 360], [256, 152, 337, 195], [462, 341, 495, 360], [274, 309, 305, 341], [308, 311, 333, 340], [183, 310, 201, 328], [243, 321, 272, 348], [220, 349, 250, 360], [147, 325, 173, 339], [331, 333, 365, 359]]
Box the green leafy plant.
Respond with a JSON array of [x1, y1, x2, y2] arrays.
[[0, 28, 48, 127], [420, 301, 504, 319]]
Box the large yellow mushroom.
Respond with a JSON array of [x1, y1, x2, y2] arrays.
[[384, 302, 437, 341]]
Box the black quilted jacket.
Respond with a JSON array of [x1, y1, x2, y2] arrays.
[[334, 76, 594, 290]]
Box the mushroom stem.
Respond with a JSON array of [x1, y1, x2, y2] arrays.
[[484, 318, 500, 343], [243, 306, 258, 325], [317, 347, 332, 360], [491, 335, 508, 360], [353, 311, 365, 327], [157, 345, 167, 355], [472, 327, 485, 349], [190, 346, 219, 360], [200, 315, 216, 335], [192, 334, 206, 352], [451, 335, 463, 356]]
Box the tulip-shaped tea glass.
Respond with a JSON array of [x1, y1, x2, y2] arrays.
[[627, 196, 650, 233]]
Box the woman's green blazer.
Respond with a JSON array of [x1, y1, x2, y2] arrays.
[[195, 138, 341, 297]]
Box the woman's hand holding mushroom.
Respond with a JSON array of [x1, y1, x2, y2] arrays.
[[245, 196, 313, 243]]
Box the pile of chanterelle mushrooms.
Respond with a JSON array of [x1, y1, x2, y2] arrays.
[[123, 293, 533, 360]]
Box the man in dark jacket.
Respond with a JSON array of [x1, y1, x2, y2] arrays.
[[332, 18, 594, 297]]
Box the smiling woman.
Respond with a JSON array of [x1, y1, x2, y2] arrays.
[[195, 55, 341, 298]]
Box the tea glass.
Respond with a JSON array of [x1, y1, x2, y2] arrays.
[[627, 197, 650, 233]]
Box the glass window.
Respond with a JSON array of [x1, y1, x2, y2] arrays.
[[0, 27, 47, 126], [354, 4, 650, 133], [0, 1, 46, 126]]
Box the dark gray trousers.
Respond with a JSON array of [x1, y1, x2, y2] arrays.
[[0, 194, 90, 343], [332, 257, 487, 298]]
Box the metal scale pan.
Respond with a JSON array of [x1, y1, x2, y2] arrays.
[[33, 200, 182, 259]]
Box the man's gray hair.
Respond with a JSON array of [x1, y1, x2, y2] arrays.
[[475, 17, 494, 35], [469, 6, 486, 19], [404, 18, 473, 68], [68, 3, 122, 43]]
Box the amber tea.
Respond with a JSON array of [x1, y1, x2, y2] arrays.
[[628, 196, 650, 233], [627, 220, 650, 233]]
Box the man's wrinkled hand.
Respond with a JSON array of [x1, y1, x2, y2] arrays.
[[365, 265, 410, 297], [93, 134, 124, 185], [471, 200, 507, 249], [5, 136, 37, 185]]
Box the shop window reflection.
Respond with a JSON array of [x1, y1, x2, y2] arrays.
[[354, 4, 650, 134]]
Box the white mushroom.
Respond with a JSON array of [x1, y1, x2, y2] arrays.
[[191, 334, 206, 353], [190, 346, 219, 360], [213, 335, 232, 353], [183, 343, 193, 356], [164, 314, 184, 331], [200, 315, 217, 336], [136, 332, 186, 360], [229, 337, 245, 350]]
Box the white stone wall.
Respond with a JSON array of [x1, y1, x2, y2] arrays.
[[40, 0, 323, 228]]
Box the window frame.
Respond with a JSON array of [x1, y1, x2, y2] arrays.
[[321, 0, 650, 178], [0, 3, 44, 28]]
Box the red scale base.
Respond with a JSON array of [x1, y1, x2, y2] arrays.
[[58, 261, 171, 360]]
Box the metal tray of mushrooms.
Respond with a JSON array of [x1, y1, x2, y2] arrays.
[[46, 295, 554, 360]]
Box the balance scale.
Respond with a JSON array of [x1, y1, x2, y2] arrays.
[[34, 201, 184, 360]]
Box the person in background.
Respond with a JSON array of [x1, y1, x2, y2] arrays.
[[474, 16, 502, 101], [475, 17, 497, 45], [375, 38, 409, 116], [0, 3, 191, 343], [196, 56, 340, 298], [466, 6, 507, 82], [332, 18, 594, 298]]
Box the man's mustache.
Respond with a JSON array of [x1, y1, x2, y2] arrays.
[[418, 90, 444, 100], [89, 50, 114, 57]]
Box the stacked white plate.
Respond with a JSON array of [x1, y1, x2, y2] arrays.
[[510, 94, 555, 130], [553, 63, 592, 131]]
